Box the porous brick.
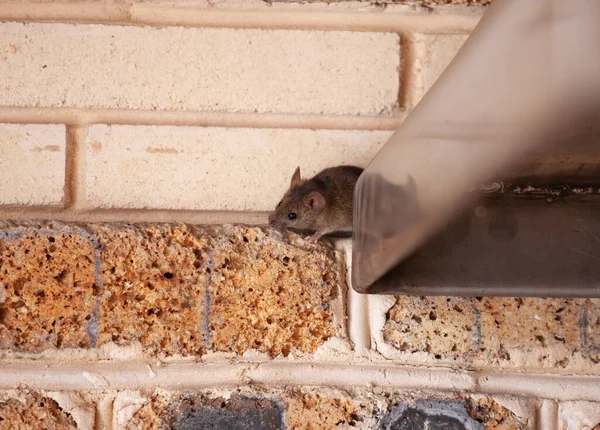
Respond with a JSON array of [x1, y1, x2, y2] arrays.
[[582, 299, 600, 363], [85, 125, 390, 211], [383, 296, 587, 366], [0, 124, 66, 206], [285, 391, 368, 430], [379, 396, 527, 430], [94, 224, 344, 358], [165, 396, 284, 430], [122, 388, 371, 430], [0, 228, 97, 352], [478, 298, 581, 362], [382, 296, 479, 361], [124, 389, 531, 430], [558, 401, 600, 430], [0, 23, 399, 116], [0, 391, 77, 430], [422, 34, 468, 95], [0, 223, 343, 358], [380, 399, 482, 430], [465, 397, 525, 430], [208, 226, 342, 357], [272, 0, 490, 3], [128, 393, 271, 430], [417, 0, 491, 4], [92, 224, 212, 357]]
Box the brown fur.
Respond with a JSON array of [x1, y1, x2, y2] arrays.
[[268, 165, 363, 242]]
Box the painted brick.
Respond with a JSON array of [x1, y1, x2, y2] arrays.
[[0, 228, 97, 352], [0, 223, 342, 358], [422, 34, 468, 95], [558, 401, 600, 430], [86, 125, 390, 211], [0, 22, 399, 116], [0, 124, 65, 206], [0, 391, 78, 429]]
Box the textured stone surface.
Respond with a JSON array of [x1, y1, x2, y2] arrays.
[[124, 389, 369, 430], [273, 0, 490, 3], [208, 227, 342, 357], [479, 298, 580, 361], [120, 390, 529, 430], [380, 400, 482, 430], [558, 401, 600, 430], [383, 296, 480, 360], [93, 224, 212, 356], [422, 34, 468, 95], [0, 230, 97, 352], [582, 299, 600, 363], [0, 392, 77, 430], [416, 0, 490, 4], [0, 223, 342, 357], [85, 126, 390, 211], [167, 396, 283, 430], [383, 296, 589, 365], [465, 398, 525, 430], [285, 391, 366, 429], [0, 23, 399, 115], [0, 124, 66, 206], [118, 390, 533, 430]]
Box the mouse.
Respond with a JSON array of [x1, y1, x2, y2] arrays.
[[268, 165, 364, 243]]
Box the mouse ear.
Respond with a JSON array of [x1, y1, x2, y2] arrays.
[[304, 191, 326, 211], [290, 166, 302, 189]]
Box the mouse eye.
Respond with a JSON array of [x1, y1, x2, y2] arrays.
[[278, 201, 282, 207], [288, 212, 297, 220]]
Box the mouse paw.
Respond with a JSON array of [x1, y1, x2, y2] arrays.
[[308, 232, 322, 244]]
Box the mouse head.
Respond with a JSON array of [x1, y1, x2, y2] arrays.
[[268, 166, 326, 232]]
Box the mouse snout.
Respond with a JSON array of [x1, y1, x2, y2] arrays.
[[268, 214, 287, 232]]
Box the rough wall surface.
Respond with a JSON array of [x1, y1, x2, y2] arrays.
[[0, 0, 598, 429], [0, 222, 344, 358]]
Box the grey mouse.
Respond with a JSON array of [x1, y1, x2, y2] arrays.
[[268, 165, 364, 243]]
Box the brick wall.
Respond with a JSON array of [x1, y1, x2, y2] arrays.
[[0, 1, 599, 429]]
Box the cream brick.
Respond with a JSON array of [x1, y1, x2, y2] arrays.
[[0, 124, 65, 206], [422, 34, 468, 94], [86, 125, 390, 210], [558, 401, 600, 430], [0, 22, 400, 116]]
